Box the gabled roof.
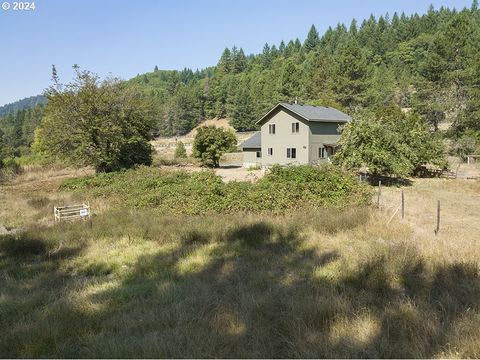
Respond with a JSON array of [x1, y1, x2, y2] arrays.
[[239, 131, 261, 149], [256, 102, 351, 125]]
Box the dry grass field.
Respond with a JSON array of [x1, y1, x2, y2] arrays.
[[381, 178, 480, 260], [1, 165, 480, 358]]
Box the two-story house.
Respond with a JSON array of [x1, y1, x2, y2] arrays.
[[240, 102, 351, 168]]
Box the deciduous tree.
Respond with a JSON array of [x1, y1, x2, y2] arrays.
[[36, 66, 155, 173]]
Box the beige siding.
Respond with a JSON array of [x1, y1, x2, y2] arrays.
[[308, 122, 343, 163], [243, 148, 261, 168], [260, 109, 310, 166]]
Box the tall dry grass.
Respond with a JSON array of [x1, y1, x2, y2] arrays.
[[0, 166, 98, 228], [1, 206, 480, 358]]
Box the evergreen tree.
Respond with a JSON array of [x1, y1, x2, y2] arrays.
[[218, 48, 232, 73], [262, 43, 271, 68], [333, 39, 367, 108], [304, 25, 320, 52], [281, 60, 300, 99], [232, 47, 247, 73], [349, 19, 358, 35], [231, 85, 256, 131]]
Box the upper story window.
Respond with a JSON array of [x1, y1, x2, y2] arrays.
[[268, 124, 276, 134], [319, 147, 326, 159], [268, 148, 273, 156], [291, 122, 299, 133], [287, 148, 297, 159]]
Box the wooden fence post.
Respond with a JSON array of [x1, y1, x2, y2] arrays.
[[377, 180, 382, 208], [401, 190, 405, 219], [434, 200, 440, 235]]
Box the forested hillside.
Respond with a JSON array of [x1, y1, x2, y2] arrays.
[[2, 2, 480, 161], [0, 95, 45, 117], [130, 2, 480, 138], [0, 105, 44, 158]]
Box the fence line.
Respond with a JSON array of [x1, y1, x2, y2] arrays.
[[378, 188, 441, 236]]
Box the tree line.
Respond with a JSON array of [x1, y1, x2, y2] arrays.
[[130, 1, 479, 142], [1, 2, 479, 175]]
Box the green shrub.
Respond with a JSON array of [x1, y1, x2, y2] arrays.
[[192, 125, 237, 167], [0, 157, 23, 181], [2, 157, 22, 173], [174, 141, 187, 159], [14, 153, 52, 166], [62, 164, 372, 215]]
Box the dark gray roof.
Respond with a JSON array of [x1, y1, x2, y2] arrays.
[[256, 103, 351, 124], [240, 131, 261, 149], [280, 103, 351, 122]]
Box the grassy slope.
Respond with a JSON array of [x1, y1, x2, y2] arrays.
[[1, 167, 480, 358]]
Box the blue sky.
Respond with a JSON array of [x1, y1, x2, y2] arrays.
[[0, 0, 472, 106]]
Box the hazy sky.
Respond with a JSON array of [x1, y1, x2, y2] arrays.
[[0, 0, 473, 106]]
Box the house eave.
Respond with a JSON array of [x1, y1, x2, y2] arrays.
[[255, 103, 310, 126], [255, 103, 351, 126]]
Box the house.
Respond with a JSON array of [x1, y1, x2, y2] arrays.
[[240, 102, 351, 168]]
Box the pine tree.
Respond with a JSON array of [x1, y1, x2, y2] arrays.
[[281, 60, 300, 99], [453, 49, 480, 133], [231, 85, 256, 131], [294, 38, 302, 51], [349, 19, 358, 35], [218, 48, 232, 73], [262, 43, 271, 68], [304, 25, 320, 52], [333, 39, 367, 108], [232, 47, 247, 73]]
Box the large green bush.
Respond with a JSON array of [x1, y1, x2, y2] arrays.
[[335, 105, 447, 178], [62, 165, 372, 214], [192, 125, 237, 167]]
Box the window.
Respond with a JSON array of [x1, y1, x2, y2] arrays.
[[319, 147, 326, 159], [256, 151, 261, 158], [287, 148, 297, 159], [268, 124, 276, 134], [268, 148, 273, 156], [291, 122, 299, 133]]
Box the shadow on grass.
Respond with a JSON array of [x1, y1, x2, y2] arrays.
[[2, 215, 480, 358], [364, 173, 414, 187], [0, 233, 50, 258], [83, 224, 480, 358], [0, 233, 103, 358]]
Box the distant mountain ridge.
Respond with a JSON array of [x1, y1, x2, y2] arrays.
[[0, 95, 46, 117]]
